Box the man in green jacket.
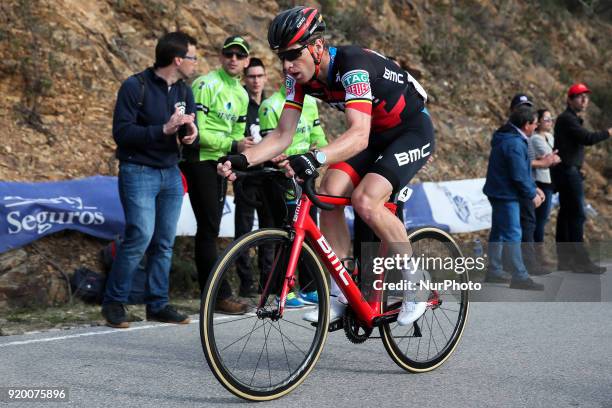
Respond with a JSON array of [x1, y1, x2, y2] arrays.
[[259, 85, 327, 155], [180, 36, 254, 315]]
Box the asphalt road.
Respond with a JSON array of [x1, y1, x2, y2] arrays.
[[1, 297, 611, 408]]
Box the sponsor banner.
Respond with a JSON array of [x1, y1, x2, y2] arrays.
[[0, 177, 492, 253], [0, 176, 124, 253], [422, 178, 491, 233]]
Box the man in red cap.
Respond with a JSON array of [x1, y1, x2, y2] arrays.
[[552, 83, 611, 274]]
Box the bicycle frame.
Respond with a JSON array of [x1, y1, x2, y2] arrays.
[[275, 193, 399, 329]]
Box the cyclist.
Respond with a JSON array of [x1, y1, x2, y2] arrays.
[[218, 6, 434, 326]]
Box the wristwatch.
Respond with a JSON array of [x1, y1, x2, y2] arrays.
[[312, 149, 327, 166]]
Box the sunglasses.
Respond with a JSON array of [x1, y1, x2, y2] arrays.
[[277, 44, 309, 62], [222, 50, 248, 60], [182, 55, 197, 61]]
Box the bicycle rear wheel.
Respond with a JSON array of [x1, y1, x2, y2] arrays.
[[200, 229, 330, 401], [380, 227, 469, 372]]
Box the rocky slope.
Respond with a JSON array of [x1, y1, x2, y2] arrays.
[[0, 0, 611, 310]]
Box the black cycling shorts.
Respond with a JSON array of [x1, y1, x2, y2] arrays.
[[329, 108, 435, 194]]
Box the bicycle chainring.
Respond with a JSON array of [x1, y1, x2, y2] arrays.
[[343, 308, 373, 344]]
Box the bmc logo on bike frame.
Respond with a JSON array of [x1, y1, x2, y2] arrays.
[[316, 236, 351, 286], [395, 143, 431, 166]]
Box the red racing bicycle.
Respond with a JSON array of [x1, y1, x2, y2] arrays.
[[200, 168, 469, 401]]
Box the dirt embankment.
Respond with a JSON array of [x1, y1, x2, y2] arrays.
[[0, 0, 610, 313]]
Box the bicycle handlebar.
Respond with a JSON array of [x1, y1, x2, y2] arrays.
[[232, 168, 335, 211], [302, 177, 335, 211]]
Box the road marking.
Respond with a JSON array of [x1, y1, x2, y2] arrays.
[[0, 308, 314, 348]]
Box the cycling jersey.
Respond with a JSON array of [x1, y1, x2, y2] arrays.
[[191, 69, 248, 161], [259, 86, 328, 156], [283, 45, 434, 194], [284, 45, 428, 135]]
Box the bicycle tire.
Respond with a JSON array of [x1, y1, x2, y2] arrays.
[[200, 228, 330, 401], [379, 227, 470, 372]]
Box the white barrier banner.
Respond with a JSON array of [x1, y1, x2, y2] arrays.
[[176, 178, 492, 237]]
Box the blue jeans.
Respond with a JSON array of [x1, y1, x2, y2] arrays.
[[534, 182, 553, 243], [487, 199, 529, 281], [103, 162, 183, 312]]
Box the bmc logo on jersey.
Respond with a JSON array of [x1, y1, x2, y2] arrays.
[[342, 70, 370, 97], [383, 67, 404, 84], [395, 143, 431, 166]]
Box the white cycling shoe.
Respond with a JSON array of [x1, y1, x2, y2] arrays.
[[397, 266, 429, 326], [397, 299, 427, 326], [302, 295, 346, 323]]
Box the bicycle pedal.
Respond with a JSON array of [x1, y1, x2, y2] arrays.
[[328, 319, 344, 332]]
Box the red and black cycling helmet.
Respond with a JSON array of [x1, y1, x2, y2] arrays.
[[268, 6, 326, 50]]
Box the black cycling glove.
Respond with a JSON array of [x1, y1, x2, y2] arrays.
[[218, 154, 249, 171], [288, 152, 319, 180]]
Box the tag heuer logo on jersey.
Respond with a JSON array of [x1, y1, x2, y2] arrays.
[[342, 70, 370, 97], [285, 75, 295, 91], [285, 75, 296, 99]]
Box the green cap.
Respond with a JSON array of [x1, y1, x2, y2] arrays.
[[222, 35, 250, 55]]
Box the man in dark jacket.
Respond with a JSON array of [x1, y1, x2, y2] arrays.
[[483, 105, 545, 290], [102, 32, 199, 328], [552, 83, 611, 274]]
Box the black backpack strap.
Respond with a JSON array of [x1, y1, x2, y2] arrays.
[[135, 72, 146, 107]]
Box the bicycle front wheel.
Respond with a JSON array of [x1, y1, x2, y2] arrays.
[[380, 227, 469, 372], [200, 228, 330, 401]]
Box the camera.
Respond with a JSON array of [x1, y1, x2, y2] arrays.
[[178, 124, 189, 140]]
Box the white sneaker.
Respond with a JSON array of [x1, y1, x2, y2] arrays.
[[397, 300, 427, 326], [302, 295, 346, 323]]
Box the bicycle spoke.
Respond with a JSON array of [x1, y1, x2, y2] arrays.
[[432, 309, 449, 343], [439, 306, 460, 327], [250, 322, 271, 386], [279, 315, 317, 332], [214, 313, 258, 326], [424, 311, 440, 358], [234, 318, 263, 370], [275, 320, 293, 375], [221, 319, 266, 353], [267, 320, 309, 356], [264, 321, 272, 387]]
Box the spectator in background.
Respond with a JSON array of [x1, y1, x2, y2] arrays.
[[509, 94, 549, 275], [483, 105, 545, 290], [180, 36, 253, 314], [102, 31, 198, 328], [530, 109, 560, 267], [552, 83, 611, 274], [233, 57, 269, 298]]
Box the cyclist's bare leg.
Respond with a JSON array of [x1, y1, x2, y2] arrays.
[[351, 173, 411, 254], [318, 169, 354, 297], [352, 173, 425, 325]]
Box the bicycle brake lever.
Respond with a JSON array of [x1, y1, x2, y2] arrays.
[[291, 176, 302, 200]]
